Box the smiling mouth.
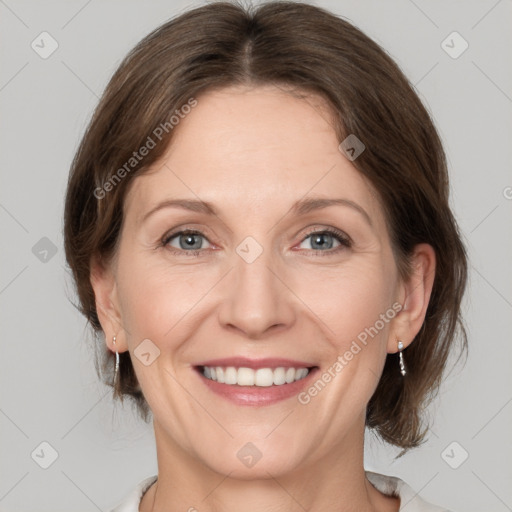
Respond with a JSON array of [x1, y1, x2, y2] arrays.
[[195, 365, 318, 387]]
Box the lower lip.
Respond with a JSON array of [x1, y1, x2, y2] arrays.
[[194, 367, 319, 406]]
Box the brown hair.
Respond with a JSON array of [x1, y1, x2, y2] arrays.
[[63, 0, 468, 453]]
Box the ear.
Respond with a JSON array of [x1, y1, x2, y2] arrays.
[[387, 243, 436, 353], [90, 254, 128, 353]]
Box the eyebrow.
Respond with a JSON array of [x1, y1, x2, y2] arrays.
[[139, 197, 372, 226]]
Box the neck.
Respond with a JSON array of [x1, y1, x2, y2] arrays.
[[139, 417, 399, 512]]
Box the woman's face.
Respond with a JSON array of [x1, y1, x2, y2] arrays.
[[98, 85, 411, 476]]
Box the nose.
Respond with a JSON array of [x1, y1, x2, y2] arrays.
[[217, 244, 296, 339]]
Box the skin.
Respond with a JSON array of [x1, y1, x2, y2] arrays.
[[91, 84, 435, 512]]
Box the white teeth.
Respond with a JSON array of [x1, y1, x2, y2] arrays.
[[237, 367, 255, 386], [224, 366, 237, 385], [255, 368, 274, 387], [295, 368, 308, 381], [273, 367, 286, 385], [201, 366, 311, 386]]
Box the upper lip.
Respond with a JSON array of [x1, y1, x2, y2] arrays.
[[194, 357, 317, 370]]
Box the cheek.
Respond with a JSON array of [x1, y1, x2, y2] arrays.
[[295, 259, 397, 345], [116, 250, 218, 341], [292, 259, 397, 427]]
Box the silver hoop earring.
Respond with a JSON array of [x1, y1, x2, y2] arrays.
[[397, 340, 406, 376], [112, 335, 120, 387]]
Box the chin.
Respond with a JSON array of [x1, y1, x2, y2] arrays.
[[196, 439, 305, 480]]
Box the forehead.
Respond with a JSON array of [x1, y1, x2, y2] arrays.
[[124, 85, 383, 227]]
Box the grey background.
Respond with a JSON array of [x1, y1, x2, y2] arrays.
[[1, 0, 511, 511]]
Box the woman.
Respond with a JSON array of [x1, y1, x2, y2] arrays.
[[63, 1, 468, 511]]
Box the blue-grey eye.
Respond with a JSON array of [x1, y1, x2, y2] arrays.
[[165, 230, 211, 251], [300, 231, 342, 251]]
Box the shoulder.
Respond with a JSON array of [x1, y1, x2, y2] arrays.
[[365, 471, 453, 512], [110, 475, 158, 512]]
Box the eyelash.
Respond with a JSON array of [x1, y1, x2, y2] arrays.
[[160, 227, 352, 257]]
